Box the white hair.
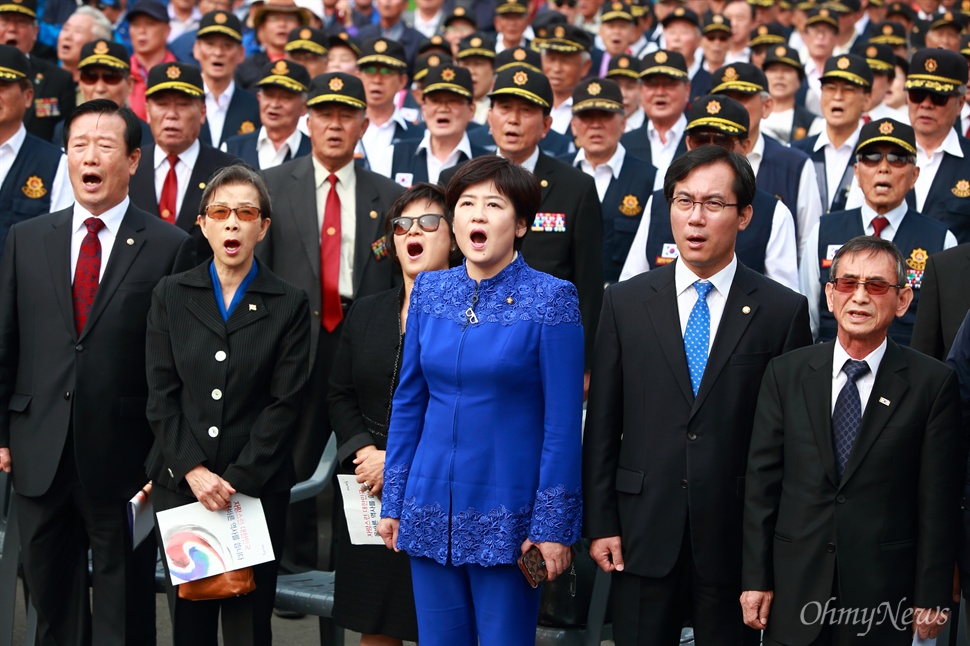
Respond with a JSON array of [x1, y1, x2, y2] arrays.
[[70, 6, 114, 41]]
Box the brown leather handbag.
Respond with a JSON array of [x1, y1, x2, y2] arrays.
[[178, 567, 256, 601]]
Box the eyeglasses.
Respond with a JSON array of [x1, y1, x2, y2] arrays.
[[204, 204, 262, 221], [79, 68, 126, 85], [392, 214, 445, 235], [687, 132, 738, 149], [360, 65, 401, 76], [856, 151, 916, 167], [670, 197, 739, 213], [829, 277, 904, 295], [907, 89, 951, 106], [820, 81, 865, 95]]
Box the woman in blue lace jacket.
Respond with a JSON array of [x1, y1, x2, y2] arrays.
[[376, 156, 585, 645]]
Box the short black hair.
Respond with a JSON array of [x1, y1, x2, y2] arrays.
[[829, 235, 906, 285], [445, 156, 540, 252], [63, 99, 142, 154], [384, 182, 461, 267], [199, 163, 272, 220], [663, 145, 757, 210]]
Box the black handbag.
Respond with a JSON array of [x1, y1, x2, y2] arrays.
[[537, 539, 611, 627]]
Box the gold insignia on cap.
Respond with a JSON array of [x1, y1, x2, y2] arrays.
[[588, 82, 601, 95], [429, 55, 441, 66], [513, 70, 528, 85], [238, 120, 255, 134], [655, 51, 668, 63], [713, 14, 724, 22], [674, 6, 684, 14], [837, 56, 850, 70], [944, 11, 953, 19], [441, 67, 456, 81], [879, 120, 893, 134], [214, 11, 227, 23], [618, 56, 629, 68], [619, 194, 641, 216], [925, 57, 938, 72], [471, 36, 482, 47], [94, 41, 108, 55], [758, 25, 768, 34], [300, 27, 311, 38], [166, 65, 181, 79], [339, 32, 349, 40], [707, 99, 721, 114], [867, 45, 877, 57], [374, 40, 388, 53], [953, 179, 970, 198], [329, 76, 344, 91], [432, 35, 443, 43], [514, 48, 527, 60], [21, 176, 46, 199], [613, 1, 623, 9], [882, 24, 893, 34], [722, 66, 738, 82], [820, 7, 830, 15], [775, 45, 787, 56], [455, 6, 465, 14], [273, 60, 289, 75], [554, 25, 566, 37]]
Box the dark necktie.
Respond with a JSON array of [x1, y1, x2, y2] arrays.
[[684, 281, 714, 396], [73, 217, 106, 335], [871, 216, 889, 238], [320, 173, 343, 332], [832, 359, 870, 478], [159, 154, 178, 224]]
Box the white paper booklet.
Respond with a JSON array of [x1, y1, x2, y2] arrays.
[[337, 474, 384, 545], [156, 494, 275, 585], [127, 483, 154, 548]]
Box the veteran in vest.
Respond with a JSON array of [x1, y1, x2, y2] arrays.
[[0, 45, 72, 259], [620, 94, 799, 291], [800, 117, 957, 346]]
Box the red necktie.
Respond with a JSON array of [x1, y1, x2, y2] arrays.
[[964, 121, 970, 138], [73, 217, 105, 335], [158, 154, 179, 224], [871, 216, 889, 238], [862, 114, 871, 124], [321, 173, 343, 332]]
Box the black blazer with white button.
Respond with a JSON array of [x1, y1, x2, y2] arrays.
[[144, 260, 311, 498]]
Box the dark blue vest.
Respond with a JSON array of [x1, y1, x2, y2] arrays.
[[815, 208, 949, 345], [758, 135, 810, 231], [905, 136, 970, 244], [0, 133, 63, 257], [644, 188, 776, 274], [792, 133, 855, 213], [599, 154, 657, 284]]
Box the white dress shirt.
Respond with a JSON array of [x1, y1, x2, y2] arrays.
[[625, 108, 645, 133], [831, 337, 887, 416], [0, 125, 72, 212], [413, 130, 474, 185], [760, 108, 796, 144], [361, 110, 410, 178], [574, 143, 626, 201], [221, 126, 304, 170], [413, 10, 442, 38], [550, 96, 574, 135], [814, 125, 862, 212], [865, 101, 909, 125], [798, 201, 958, 338], [913, 128, 964, 212], [675, 255, 738, 354], [70, 196, 130, 282], [499, 145, 540, 174], [204, 80, 236, 147], [153, 140, 201, 222], [648, 114, 687, 191], [167, 5, 201, 42], [313, 157, 357, 299]]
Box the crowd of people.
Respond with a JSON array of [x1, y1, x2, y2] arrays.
[[1, 0, 970, 643]]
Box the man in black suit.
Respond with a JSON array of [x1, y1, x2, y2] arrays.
[[742, 235, 961, 644], [584, 145, 812, 645], [258, 72, 404, 570], [0, 99, 193, 646], [129, 62, 240, 260], [0, 0, 75, 141], [911, 243, 970, 360]]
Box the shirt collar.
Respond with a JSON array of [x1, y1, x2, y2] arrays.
[[860, 199, 909, 231], [204, 79, 235, 107], [154, 139, 201, 170], [648, 113, 687, 140], [0, 124, 26, 151], [574, 142, 626, 179], [749, 132, 766, 163], [257, 125, 303, 155], [416, 129, 473, 159], [918, 127, 964, 158], [72, 196, 130, 237], [313, 155, 355, 189], [815, 124, 862, 152], [832, 336, 887, 380], [674, 254, 738, 300], [626, 108, 645, 131]]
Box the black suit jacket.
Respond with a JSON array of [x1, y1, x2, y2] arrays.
[[911, 243, 970, 361], [145, 262, 310, 497], [199, 86, 261, 147], [743, 340, 961, 644], [257, 156, 404, 364], [0, 203, 194, 498], [129, 143, 241, 260], [24, 55, 75, 143], [583, 261, 812, 585]]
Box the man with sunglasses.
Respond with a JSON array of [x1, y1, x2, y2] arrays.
[[800, 117, 956, 344], [742, 234, 960, 645]]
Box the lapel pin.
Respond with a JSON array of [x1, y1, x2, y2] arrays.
[[126, 238, 134, 245], [879, 397, 890, 406], [369, 210, 378, 219], [742, 306, 751, 314], [199, 182, 206, 189], [540, 179, 549, 188], [249, 304, 257, 311]]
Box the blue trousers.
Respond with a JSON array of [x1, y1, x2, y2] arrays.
[[410, 556, 541, 646]]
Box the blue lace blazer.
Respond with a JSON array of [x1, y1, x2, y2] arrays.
[[381, 254, 585, 567]]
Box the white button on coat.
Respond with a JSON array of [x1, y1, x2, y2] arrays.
[[215, 351, 226, 361], [211, 389, 222, 400], [208, 426, 219, 438]]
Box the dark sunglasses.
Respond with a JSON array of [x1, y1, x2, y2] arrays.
[[907, 89, 951, 106], [856, 151, 915, 167], [829, 277, 903, 295], [204, 204, 262, 221], [392, 214, 445, 235], [687, 132, 738, 149], [79, 68, 126, 86], [552, 0, 577, 6]]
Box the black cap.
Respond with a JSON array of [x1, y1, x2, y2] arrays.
[[885, 1, 916, 21], [457, 32, 496, 60], [326, 31, 361, 57], [640, 49, 689, 79], [256, 59, 310, 93], [805, 6, 839, 31], [602, 1, 636, 22], [531, 11, 568, 42], [961, 33, 970, 57], [661, 5, 699, 26], [197, 10, 242, 42], [0, 0, 35, 19], [540, 23, 594, 52], [145, 62, 204, 98], [307, 72, 366, 109], [868, 21, 906, 45], [702, 12, 732, 35], [357, 37, 407, 69], [496, 0, 529, 14], [126, 0, 167, 23], [489, 66, 553, 109], [859, 42, 894, 74], [710, 62, 767, 93], [78, 39, 130, 70], [763, 44, 805, 80], [443, 5, 476, 27], [413, 52, 453, 82], [0, 44, 29, 80], [423, 64, 474, 99], [417, 34, 449, 56], [928, 9, 967, 30], [906, 48, 968, 95], [286, 26, 328, 56], [607, 53, 640, 80], [496, 46, 542, 73], [820, 53, 873, 88], [749, 22, 787, 47], [572, 77, 624, 113], [856, 117, 916, 155], [686, 94, 750, 134]]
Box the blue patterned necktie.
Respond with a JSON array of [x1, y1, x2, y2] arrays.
[[832, 359, 870, 478], [684, 280, 714, 396]]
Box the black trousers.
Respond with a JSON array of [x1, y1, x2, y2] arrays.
[[610, 520, 759, 646], [16, 432, 156, 646]]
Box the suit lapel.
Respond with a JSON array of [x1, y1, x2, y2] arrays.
[[182, 266, 228, 339], [804, 343, 839, 487], [44, 210, 76, 339], [289, 157, 321, 280], [535, 152, 555, 206], [224, 270, 282, 334], [353, 170, 384, 295], [131, 145, 161, 217], [643, 268, 694, 405], [178, 147, 212, 230]]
